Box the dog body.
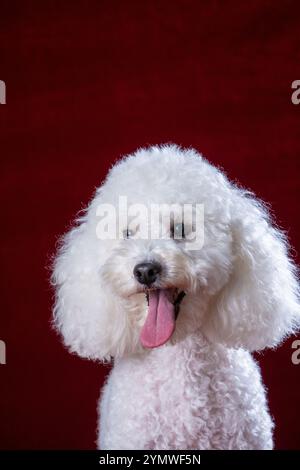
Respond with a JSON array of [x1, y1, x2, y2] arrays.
[[53, 145, 299, 449], [99, 333, 272, 450]]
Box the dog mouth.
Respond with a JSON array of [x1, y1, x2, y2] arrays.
[[140, 288, 185, 349]]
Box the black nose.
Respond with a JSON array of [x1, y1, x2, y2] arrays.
[[133, 262, 162, 286]]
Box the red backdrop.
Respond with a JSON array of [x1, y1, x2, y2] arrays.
[[1, 0, 300, 449]]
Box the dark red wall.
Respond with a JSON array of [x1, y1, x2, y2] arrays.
[[1, 0, 300, 449]]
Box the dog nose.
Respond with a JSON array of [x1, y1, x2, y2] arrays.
[[133, 262, 162, 286]]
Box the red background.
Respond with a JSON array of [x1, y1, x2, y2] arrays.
[[1, 0, 300, 449]]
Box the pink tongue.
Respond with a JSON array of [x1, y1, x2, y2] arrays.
[[140, 289, 175, 349]]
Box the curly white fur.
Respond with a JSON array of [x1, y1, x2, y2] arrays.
[[52, 144, 300, 449]]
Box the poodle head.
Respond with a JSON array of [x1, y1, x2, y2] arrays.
[[52, 145, 300, 360]]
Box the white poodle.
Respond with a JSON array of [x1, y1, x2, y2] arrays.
[[52, 145, 300, 450]]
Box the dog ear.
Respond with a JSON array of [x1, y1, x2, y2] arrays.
[[51, 207, 126, 362], [203, 191, 300, 351]]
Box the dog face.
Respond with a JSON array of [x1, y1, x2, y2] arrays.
[[52, 145, 300, 360]]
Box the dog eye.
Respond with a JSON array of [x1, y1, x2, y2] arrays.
[[123, 228, 134, 239], [173, 223, 185, 239]]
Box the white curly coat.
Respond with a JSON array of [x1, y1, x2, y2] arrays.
[[52, 145, 300, 449]]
